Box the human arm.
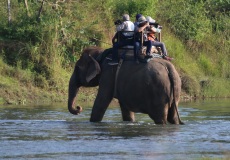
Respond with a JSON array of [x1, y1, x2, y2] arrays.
[[148, 25, 157, 33], [135, 22, 149, 32]]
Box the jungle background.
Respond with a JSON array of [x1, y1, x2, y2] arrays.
[[0, 0, 229, 105]]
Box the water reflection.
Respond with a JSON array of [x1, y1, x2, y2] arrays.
[[0, 99, 230, 160], [66, 121, 182, 139]]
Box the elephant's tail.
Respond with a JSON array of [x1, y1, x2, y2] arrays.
[[167, 65, 184, 125], [157, 61, 184, 125], [171, 98, 184, 125]]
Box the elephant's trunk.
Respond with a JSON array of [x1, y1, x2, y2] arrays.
[[68, 72, 83, 115]]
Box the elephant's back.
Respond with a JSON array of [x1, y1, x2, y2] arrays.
[[118, 60, 170, 85]]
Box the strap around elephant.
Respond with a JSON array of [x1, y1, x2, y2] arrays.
[[113, 59, 123, 97]]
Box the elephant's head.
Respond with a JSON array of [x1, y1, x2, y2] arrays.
[[68, 46, 104, 115]]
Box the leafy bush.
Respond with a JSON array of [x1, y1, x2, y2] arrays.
[[157, 0, 212, 41], [112, 0, 157, 19], [0, 0, 230, 98]]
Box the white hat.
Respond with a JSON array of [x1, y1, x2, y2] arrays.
[[122, 14, 130, 21], [146, 16, 156, 23]]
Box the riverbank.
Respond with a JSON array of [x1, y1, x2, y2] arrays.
[[0, 78, 97, 105], [0, 78, 210, 106]]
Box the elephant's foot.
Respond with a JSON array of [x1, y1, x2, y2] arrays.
[[149, 113, 167, 125], [154, 119, 167, 125], [122, 112, 135, 122]]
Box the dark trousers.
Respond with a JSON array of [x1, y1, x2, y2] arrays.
[[112, 39, 134, 61], [134, 40, 152, 59]]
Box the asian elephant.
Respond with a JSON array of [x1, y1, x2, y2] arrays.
[[68, 46, 184, 124]]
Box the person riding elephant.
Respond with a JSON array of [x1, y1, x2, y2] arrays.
[[110, 14, 135, 65], [134, 16, 173, 61], [68, 46, 183, 124]]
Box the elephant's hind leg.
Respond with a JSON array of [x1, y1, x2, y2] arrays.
[[167, 104, 180, 124], [148, 107, 168, 125], [119, 102, 135, 122]]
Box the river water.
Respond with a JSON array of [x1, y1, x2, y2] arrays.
[[0, 99, 229, 160]]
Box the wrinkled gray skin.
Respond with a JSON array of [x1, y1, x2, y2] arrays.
[[68, 46, 183, 124]]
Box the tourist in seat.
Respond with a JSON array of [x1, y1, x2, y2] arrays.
[[109, 14, 134, 65]]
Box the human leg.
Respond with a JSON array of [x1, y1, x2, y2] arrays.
[[152, 41, 168, 56], [109, 42, 120, 65], [134, 41, 140, 61], [110, 41, 129, 65], [143, 40, 153, 58], [152, 41, 173, 61], [112, 42, 119, 61]]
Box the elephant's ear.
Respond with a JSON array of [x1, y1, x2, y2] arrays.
[[86, 55, 101, 83]]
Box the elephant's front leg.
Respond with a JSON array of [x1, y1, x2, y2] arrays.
[[90, 72, 115, 122], [90, 92, 113, 122]]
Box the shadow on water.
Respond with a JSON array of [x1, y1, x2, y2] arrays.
[[0, 99, 230, 160]]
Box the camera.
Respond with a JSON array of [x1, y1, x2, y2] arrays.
[[149, 22, 161, 28], [114, 19, 122, 25]]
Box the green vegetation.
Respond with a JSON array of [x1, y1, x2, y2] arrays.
[[0, 0, 229, 104]]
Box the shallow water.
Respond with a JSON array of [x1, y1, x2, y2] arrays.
[[0, 99, 229, 160]]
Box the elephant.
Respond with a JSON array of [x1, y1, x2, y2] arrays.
[[68, 46, 184, 124]]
